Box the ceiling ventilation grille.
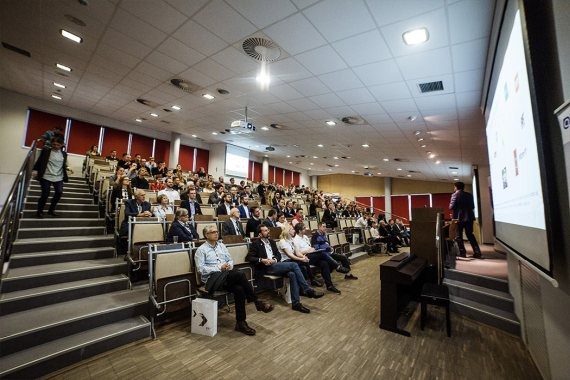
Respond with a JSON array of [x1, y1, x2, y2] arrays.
[[341, 116, 366, 125], [242, 37, 281, 62], [2, 42, 31, 57], [418, 81, 444, 93], [170, 78, 201, 94]]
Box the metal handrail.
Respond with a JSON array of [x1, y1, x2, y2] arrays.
[[342, 197, 410, 223], [0, 141, 37, 290]]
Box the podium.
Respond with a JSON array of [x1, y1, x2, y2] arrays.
[[410, 208, 443, 266]]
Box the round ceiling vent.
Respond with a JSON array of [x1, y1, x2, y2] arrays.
[[242, 37, 281, 62], [341, 116, 366, 125], [170, 78, 201, 94], [269, 123, 288, 130], [136, 98, 159, 107]]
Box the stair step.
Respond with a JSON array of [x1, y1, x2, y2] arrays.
[[0, 275, 129, 315], [0, 288, 148, 357], [443, 278, 514, 313], [26, 196, 94, 204], [11, 235, 114, 254], [18, 226, 106, 239], [19, 218, 105, 228], [22, 209, 99, 218], [0, 316, 150, 379], [444, 268, 509, 293], [24, 202, 98, 211], [1, 258, 125, 292], [450, 295, 520, 336], [29, 182, 90, 190], [9, 247, 115, 268], [27, 190, 92, 199]]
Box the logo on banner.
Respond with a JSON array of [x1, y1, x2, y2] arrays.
[[563, 116, 570, 130]]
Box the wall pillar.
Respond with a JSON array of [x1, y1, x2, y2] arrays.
[[384, 177, 392, 219], [262, 157, 269, 182], [168, 132, 181, 168]]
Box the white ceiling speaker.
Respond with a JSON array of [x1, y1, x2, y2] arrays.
[[242, 37, 281, 62]]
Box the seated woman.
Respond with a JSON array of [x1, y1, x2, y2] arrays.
[[277, 226, 322, 287], [110, 176, 134, 212], [201, 181, 215, 194], [166, 208, 199, 243], [150, 177, 165, 191], [109, 166, 126, 185], [153, 194, 174, 220], [276, 213, 290, 228]]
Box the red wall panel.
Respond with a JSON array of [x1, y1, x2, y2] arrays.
[[253, 162, 262, 182], [25, 109, 67, 147], [355, 196, 371, 209], [248, 160, 254, 181], [154, 139, 170, 167], [268, 165, 275, 183], [293, 172, 300, 186], [66, 119, 100, 155], [195, 148, 209, 173], [130, 134, 154, 159], [178, 145, 195, 171], [274, 167, 284, 186], [391, 195, 410, 222], [410, 194, 431, 209], [372, 196, 385, 215], [101, 127, 130, 156], [432, 193, 453, 219]]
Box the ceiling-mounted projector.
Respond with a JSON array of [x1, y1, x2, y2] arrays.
[[229, 120, 256, 134]]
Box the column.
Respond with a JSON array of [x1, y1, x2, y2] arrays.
[[311, 175, 318, 190], [384, 177, 392, 220], [262, 157, 269, 182], [169, 132, 181, 168]]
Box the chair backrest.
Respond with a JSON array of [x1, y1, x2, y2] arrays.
[[115, 201, 125, 228], [308, 219, 319, 231], [165, 214, 175, 222], [147, 192, 157, 204], [269, 227, 282, 240], [301, 204, 309, 215], [132, 221, 165, 246], [99, 178, 110, 202], [218, 214, 230, 222], [328, 233, 339, 247], [223, 235, 244, 244], [317, 210, 325, 222], [363, 229, 372, 241], [195, 222, 218, 239], [201, 207, 216, 217], [338, 233, 349, 245], [154, 246, 192, 284], [447, 220, 457, 241], [226, 243, 249, 265], [195, 214, 214, 221], [348, 218, 355, 227]]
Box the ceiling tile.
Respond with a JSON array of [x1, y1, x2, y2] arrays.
[[193, 58, 237, 82], [406, 74, 455, 97], [164, 0, 209, 17], [353, 59, 403, 86], [318, 69, 363, 92], [157, 37, 206, 67], [269, 58, 313, 82], [365, 0, 444, 26], [309, 93, 345, 108], [335, 88, 376, 105], [289, 77, 330, 97], [264, 13, 327, 55], [332, 30, 392, 67], [448, 0, 494, 44], [177, 67, 217, 87], [455, 91, 482, 108], [173, 20, 228, 56], [451, 38, 489, 72], [380, 99, 418, 113], [454, 69, 484, 92], [102, 28, 153, 59], [291, 0, 320, 9], [287, 98, 320, 111], [303, 0, 376, 42], [369, 82, 411, 101], [415, 93, 457, 112], [211, 46, 259, 74], [194, 0, 258, 44], [110, 8, 167, 48], [270, 83, 304, 101], [121, 0, 187, 34], [229, 0, 297, 29], [396, 47, 453, 80], [350, 103, 386, 116], [295, 45, 347, 75], [145, 51, 188, 74]]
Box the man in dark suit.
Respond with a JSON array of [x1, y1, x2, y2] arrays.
[[246, 207, 262, 237], [216, 193, 233, 216], [167, 208, 199, 242], [119, 189, 153, 237], [263, 209, 278, 228], [222, 208, 246, 237], [246, 225, 322, 313], [180, 188, 202, 219], [238, 196, 251, 219], [449, 181, 482, 258], [208, 184, 225, 206]]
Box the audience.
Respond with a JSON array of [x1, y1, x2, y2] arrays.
[[110, 176, 134, 212], [222, 208, 246, 237], [158, 178, 180, 204], [130, 167, 149, 189], [278, 226, 323, 287], [153, 194, 173, 219], [311, 222, 358, 280], [166, 208, 199, 243]]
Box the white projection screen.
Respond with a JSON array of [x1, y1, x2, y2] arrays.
[[485, 2, 550, 272], [225, 144, 249, 178]]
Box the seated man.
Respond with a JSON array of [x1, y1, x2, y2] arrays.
[[247, 225, 323, 313], [180, 188, 202, 219], [208, 184, 225, 206], [263, 209, 278, 228], [311, 222, 358, 280], [293, 223, 347, 294], [157, 178, 180, 204], [216, 193, 233, 216], [195, 225, 273, 336], [222, 208, 246, 237], [166, 208, 199, 243], [291, 208, 305, 227], [378, 220, 399, 253], [118, 189, 153, 254], [130, 167, 150, 189], [238, 196, 251, 219], [246, 206, 262, 237]]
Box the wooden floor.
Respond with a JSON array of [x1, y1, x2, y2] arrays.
[[44, 254, 541, 380]]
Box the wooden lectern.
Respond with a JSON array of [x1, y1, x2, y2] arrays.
[[410, 208, 443, 266]]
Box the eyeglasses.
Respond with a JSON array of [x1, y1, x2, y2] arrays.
[[207, 231, 219, 234]]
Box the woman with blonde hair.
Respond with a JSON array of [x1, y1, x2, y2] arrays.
[[153, 194, 174, 219], [277, 226, 323, 287]]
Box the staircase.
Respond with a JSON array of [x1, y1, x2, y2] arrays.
[[444, 268, 520, 336], [0, 177, 150, 379]]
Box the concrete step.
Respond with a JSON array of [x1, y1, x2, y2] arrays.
[[0, 288, 148, 357], [443, 278, 514, 313], [11, 235, 114, 254], [0, 316, 150, 379], [30, 182, 90, 191], [0, 275, 130, 315], [9, 247, 115, 268], [19, 218, 105, 228], [22, 209, 99, 218], [26, 195, 94, 204], [1, 258, 125, 292], [17, 226, 106, 239], [450, 295, 520, 336], [27, 189, 92, 199], [24, 202, 98, 211], [444, 268, 509, 293]]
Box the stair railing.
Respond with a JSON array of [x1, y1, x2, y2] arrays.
[[0, 141, 37, 289]]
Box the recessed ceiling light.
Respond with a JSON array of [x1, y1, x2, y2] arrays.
[[377, 172, 382, 175], [310, 163, 314, 165], [317, 144, 323, 147], [51, 94, 62, 100], [255, 145, 260, 148], [135, 118, 142, 123], [334, 164, 339, 167], [407, 174, 412, 177], [289, 161, 293, 164], [53, 82, 66, 89], [150, 113, 158, 117], [429, 153, 436, 159], [191, 134, 197, 138], [212, 132, 218, 135], [286, 155, 291, 158], [312, 156, 318, 159], [60, 29, 82, 43], [451, 171, 458, 175], [264, 154, 268, 157], [420, 144, 427, 148], [409, 116, 417, 121], [403, 27, 429, 45], [362, 144, 369, 148], [325, 121, 336, 126], [56, 63, 72, 72], [426, 151, 432, 154], [414, 130, 421, 136], [454, 178, 459, 181], [202, 94, 215, 100], [351, 170, 355, 173], [435, 160, 441, 164], [333, 156, 339, 160], [397, 168, 402, 171], [417, 138, 424, 142], [171, 105, 181, 111], [261, 126, 269, 131], [383, 158, 389, 162], [328, 169, 332, 171]]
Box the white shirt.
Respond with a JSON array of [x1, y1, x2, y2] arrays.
[[43, 150, 64, 182], [278, 239, 296, 262], [153, 205, 173, 219], [355, 217, 368, 228], [293, 234, 312, 252], [370, 227, 380, 239], [158, 188, 180, 204], [261, 238, 275, 260]]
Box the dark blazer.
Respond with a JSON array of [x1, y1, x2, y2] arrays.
[[222, 218, 245, 237], [179, 200, 202, 216], [263, 217, 277, 228], [130, 176, 149, 189], [449, 190, 475, 222], [33, 147, 69, 182], [246, 238, 282, 275], [246, 217, 262, 237], [167, 220, 199, 242], [208, 192, 223, 205], [322, 209, 337, 225], [216, 202, 232, 216], [110, 186, 134, 212], [238, 204, 250, 219], [119, 199, 152, 236]]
